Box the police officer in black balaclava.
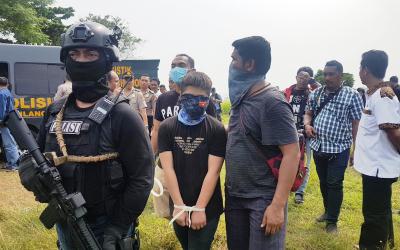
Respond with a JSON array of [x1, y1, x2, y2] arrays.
[[35, 21, 155, 249]]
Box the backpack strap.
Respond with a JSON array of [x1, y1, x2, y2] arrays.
[[48, 96, 69, 115], [313, 85, 343, 120], [244, 82, 273, 100], [238, 82, 280, 159]]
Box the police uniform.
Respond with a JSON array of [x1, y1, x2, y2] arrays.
[[121, 89, 147, 113], [142, 89, 156, 135], [35, 21, 154, 249]]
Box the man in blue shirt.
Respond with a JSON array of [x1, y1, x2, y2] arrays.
[[0, 77, 19, 170], [304, 60, 363, 233]]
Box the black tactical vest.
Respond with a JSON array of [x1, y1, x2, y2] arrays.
[[43, 97, 125, 220]]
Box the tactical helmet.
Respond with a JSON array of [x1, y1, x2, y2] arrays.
[[60, 21, 122, 64]]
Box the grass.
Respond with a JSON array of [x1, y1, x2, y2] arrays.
[[0, 108, 399, 249], [0, 165, 399, 250]]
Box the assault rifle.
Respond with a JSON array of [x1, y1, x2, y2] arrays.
[[5, 110, 101, 250]]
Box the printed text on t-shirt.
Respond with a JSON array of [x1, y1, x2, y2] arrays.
[[175, 136, 204, 155], [161, 105, 180, 120]]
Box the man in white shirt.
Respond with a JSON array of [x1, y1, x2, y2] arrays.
[[355, 50, 400, 250]]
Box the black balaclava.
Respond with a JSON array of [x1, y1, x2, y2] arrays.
[[66, 49, 111, 103]]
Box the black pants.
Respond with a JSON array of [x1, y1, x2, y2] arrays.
[[216, 111, 222, 122], [359, 175, 397, 250], [147, 116, 153, 137], [313, 148, 349, 224], [173, 217, 219, 250]]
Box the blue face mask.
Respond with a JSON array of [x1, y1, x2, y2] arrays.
[[228, 64, 265, 108], [169, 67, 188, 86], [178, 94, 209, 126]]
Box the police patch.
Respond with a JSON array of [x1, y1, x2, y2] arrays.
[[49, 120, 83, 135]]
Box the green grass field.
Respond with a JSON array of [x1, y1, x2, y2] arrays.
[[1, 109, 399, 249], [0, 164, 399, 250]]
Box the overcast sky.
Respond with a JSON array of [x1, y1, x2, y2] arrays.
[[57, 0, 400, 98]]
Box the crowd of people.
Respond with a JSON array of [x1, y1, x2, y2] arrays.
[[1, 21, 399, 250]]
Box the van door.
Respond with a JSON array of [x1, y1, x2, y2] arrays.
[[13, 62, 66, 130]]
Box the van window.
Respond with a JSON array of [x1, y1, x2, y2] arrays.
[[0, 62, 8, 78], [14, 63, 66, 96]]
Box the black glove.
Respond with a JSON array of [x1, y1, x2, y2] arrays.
[[102, 224, 127, 250], [18, 153, 51, 203]]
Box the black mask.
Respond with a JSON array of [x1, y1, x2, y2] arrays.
[[72, 81, 109, 103], [66, 53, 110, 102], [66, 54, 109, 82]]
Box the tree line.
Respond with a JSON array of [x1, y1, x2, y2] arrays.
[[0, 0, 140, 57]]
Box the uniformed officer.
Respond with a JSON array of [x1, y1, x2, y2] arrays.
[[139, 74, 157, 135], [35, 21, 154, 249], [120, 75, 148, 128]]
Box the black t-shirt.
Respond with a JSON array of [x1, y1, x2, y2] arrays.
[[211, 93, 222, 111], [158, 115, 226, 220], [288, 88, 309, 129], [393, 85, 400, 102], [154, 90, 216, 122]]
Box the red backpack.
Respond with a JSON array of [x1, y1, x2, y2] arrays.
[[239, 83, 306, 192]]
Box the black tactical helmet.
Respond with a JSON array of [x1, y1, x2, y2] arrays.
[[60, 21, 122, 64]]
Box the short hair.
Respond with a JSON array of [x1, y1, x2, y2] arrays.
[[181, 71, 212, 95], [122, 74, 133, 82], [360, 50, 388, 79], [159, 84, 166, 88], [176, 53, 195, 69], [0, 76, 8, 86], [389, 76, 398, 83], [151, 78, 160, 85], [211, 87, 216, 92], [325, 60, 343, 74], [297, 66, 314, 77], [106, 71, 118, 82], [357, 87, 366, 94], [232, 36, 271, 75], [140, 73, 150, 79]]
